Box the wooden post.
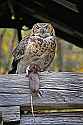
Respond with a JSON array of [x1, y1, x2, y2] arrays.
[[17, 28, 22, 43]]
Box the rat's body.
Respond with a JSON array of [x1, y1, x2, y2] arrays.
[[26, 64, 40, 95]]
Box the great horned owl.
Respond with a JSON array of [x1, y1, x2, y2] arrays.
[[9, 23, 57, 94]]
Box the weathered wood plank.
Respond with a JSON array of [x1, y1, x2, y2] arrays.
[[1, 91, 83, 108], [0, 106, 20, 125], [0, 72, 83, 108], [20, 112, 83, 125], [1, 106, 20, 122], [0, 72, 83, 124], [0, 106, 20, 124], [0, 72, 83, 90], [0, 72, 83, 88]]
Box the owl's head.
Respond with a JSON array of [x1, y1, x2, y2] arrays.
[[31, 23, 55, 38]]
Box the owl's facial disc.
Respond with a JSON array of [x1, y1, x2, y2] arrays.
[[31, 23, 55, 38]]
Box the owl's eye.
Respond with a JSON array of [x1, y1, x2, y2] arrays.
[[36, 25, 40, 29], [45, 25, 48, 29]]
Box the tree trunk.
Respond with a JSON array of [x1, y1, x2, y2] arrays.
[[57, 38, 64, 72]]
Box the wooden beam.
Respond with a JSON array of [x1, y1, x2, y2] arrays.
[[0, 72, 83, 109], [52, 0, 79, 13], [20, 113, 83, 125], [1, 106, 20, 123], [0, 72, 83, 124], [0, 19, 22, 28], [16, 2, 83, 48]]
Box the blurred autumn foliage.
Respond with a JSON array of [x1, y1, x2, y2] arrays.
[[0, 28, 17, 74], [0, 27, 83, 74], [55, 38, 83, 72]]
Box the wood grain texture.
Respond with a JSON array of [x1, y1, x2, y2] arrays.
[[20, 112, 83, 125], [0, 72, 83, 108], [0, 72, 83, 124], [1, 106, 20, 122]]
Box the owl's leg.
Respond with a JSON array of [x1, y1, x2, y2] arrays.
[[17, 61, 26, 74]]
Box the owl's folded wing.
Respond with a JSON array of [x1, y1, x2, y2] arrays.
[[12, 36, 29, 61]]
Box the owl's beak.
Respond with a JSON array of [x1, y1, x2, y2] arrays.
[[40, 29, 45, 34]]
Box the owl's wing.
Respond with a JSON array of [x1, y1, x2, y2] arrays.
[[12, 36, 30, 61]]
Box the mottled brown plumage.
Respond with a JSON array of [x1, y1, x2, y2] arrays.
[[13, 23, 56, 73], [11, 23, 57, 94]]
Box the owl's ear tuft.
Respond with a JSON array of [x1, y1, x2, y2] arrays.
[[48, 24, 55, 36], [30, 23, 36, 36], [30, 28, 34, 36]]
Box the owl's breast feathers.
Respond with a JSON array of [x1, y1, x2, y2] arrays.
[[12, 35, 56, 73]]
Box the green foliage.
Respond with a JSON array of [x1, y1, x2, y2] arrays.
[[0, 28, 17, 74]]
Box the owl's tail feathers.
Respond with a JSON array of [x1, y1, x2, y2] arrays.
[[8, 59, 19, 74], [26, 64, 41, 96]]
